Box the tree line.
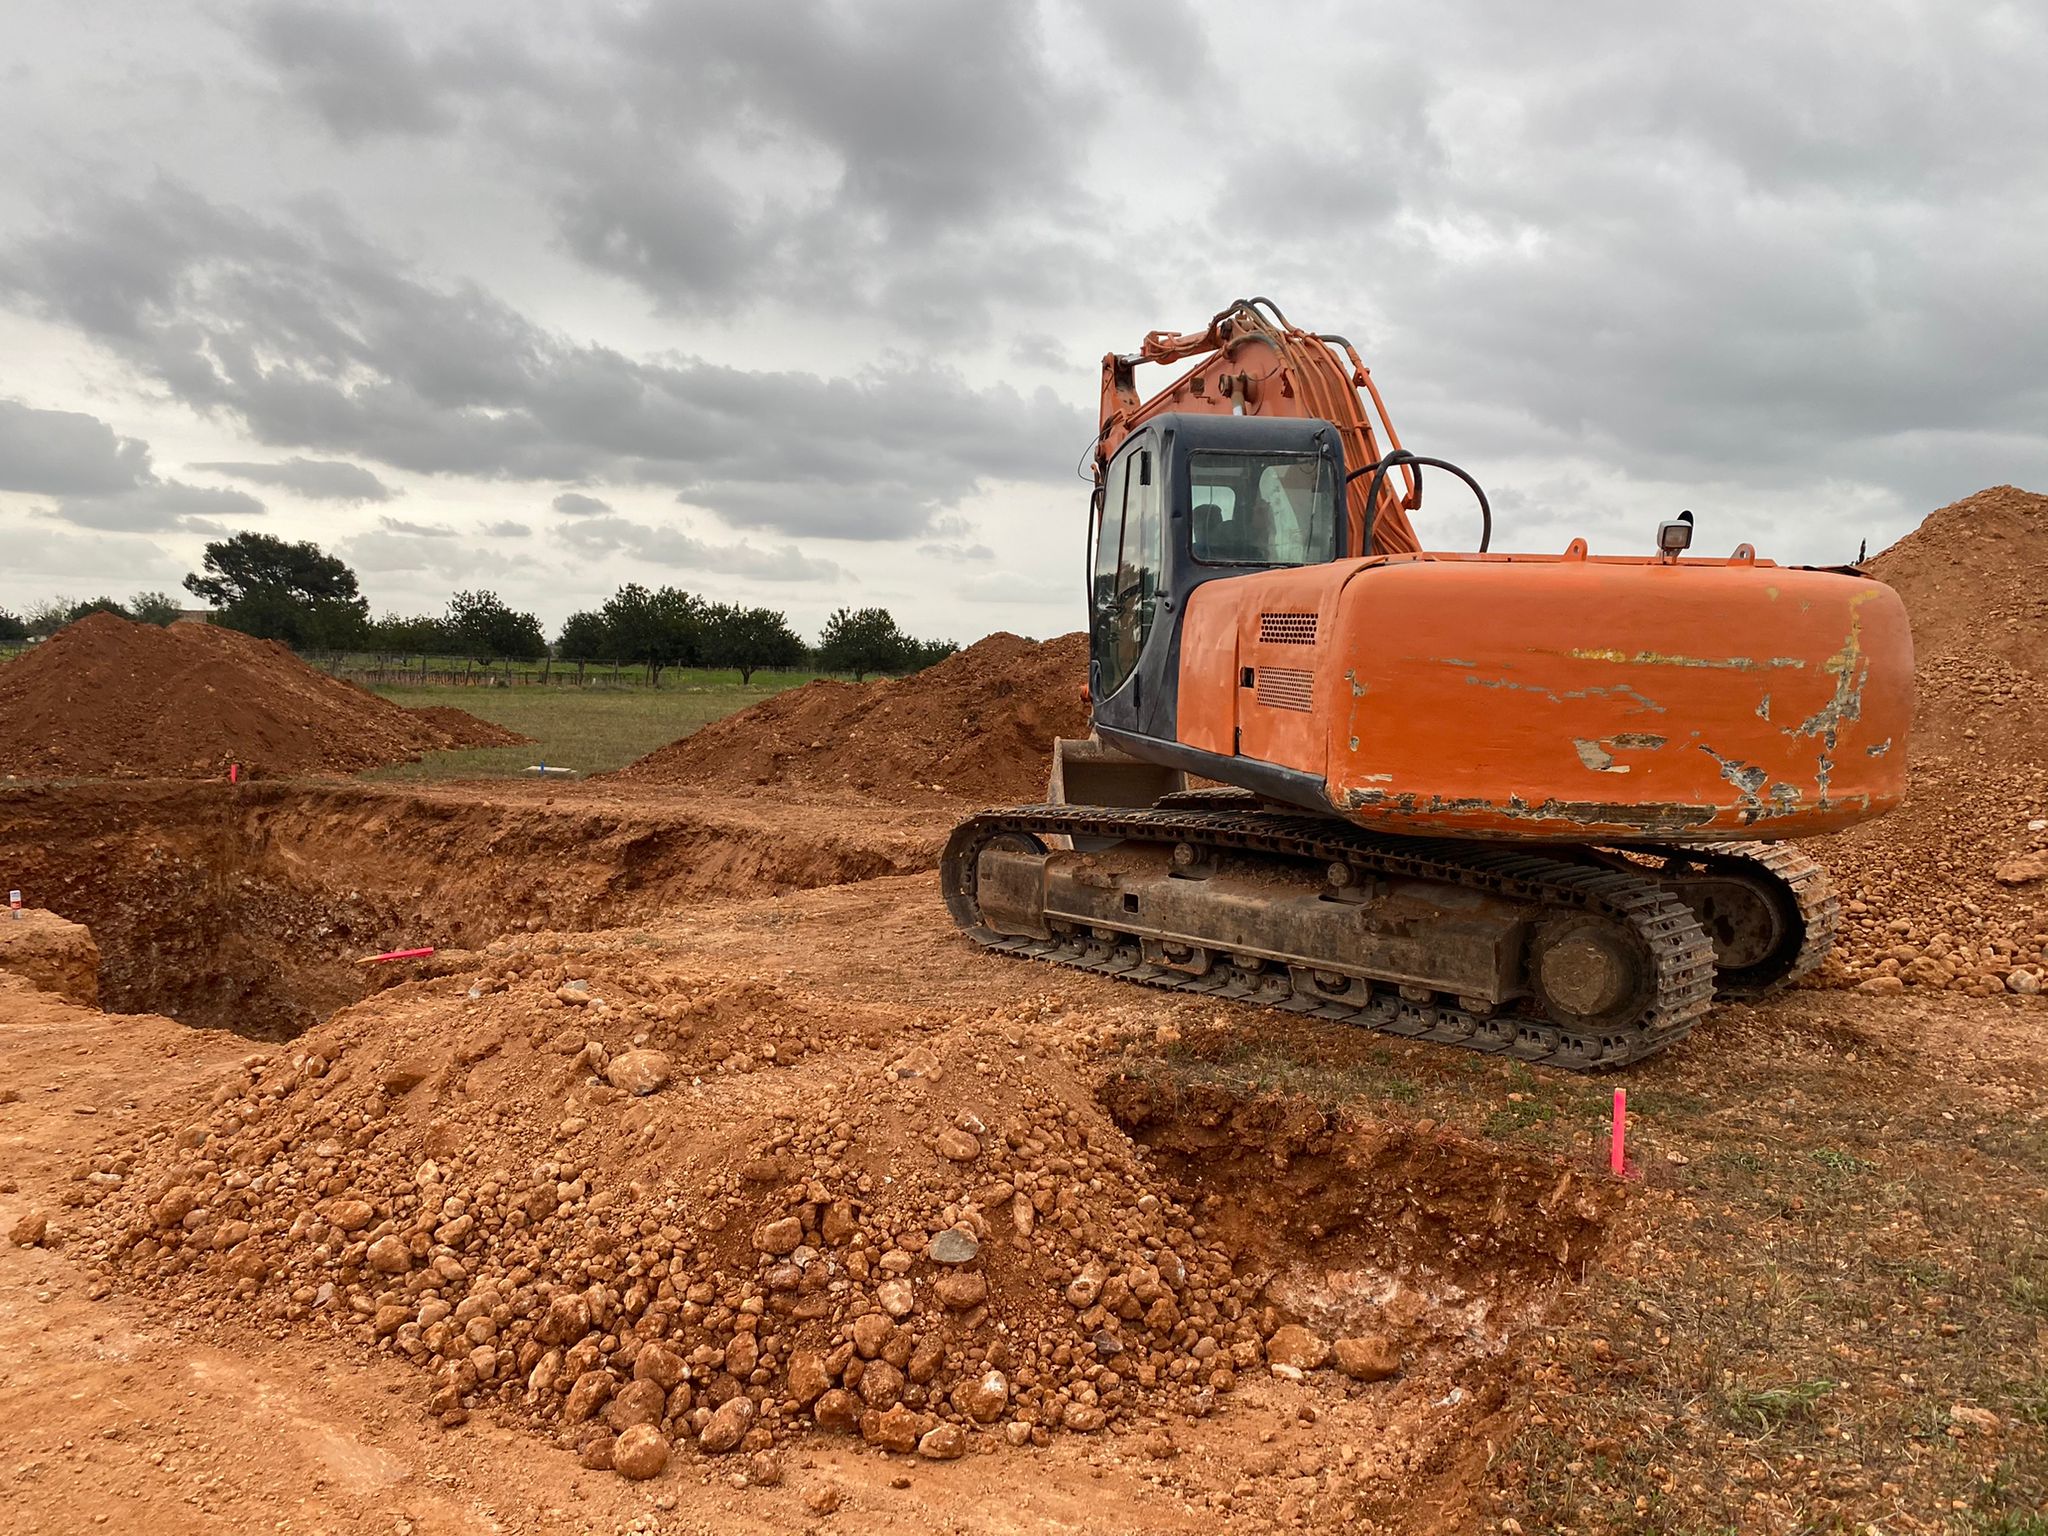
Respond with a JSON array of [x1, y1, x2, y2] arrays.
[[1, 531, 957, 684]]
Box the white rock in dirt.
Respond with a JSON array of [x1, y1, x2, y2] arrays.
[[877, 1277, 916, 1318], [927, 1229, 979, 1265], [605, 1049, 672, 1095], [2008, 970, 2042, 996]]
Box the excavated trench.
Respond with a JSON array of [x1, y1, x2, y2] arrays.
[[0, 781, 932, 1038], [1102, 1071, 1616, 1330]]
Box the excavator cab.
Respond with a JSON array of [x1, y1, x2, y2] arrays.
[[1087, 414, 1342, 756]]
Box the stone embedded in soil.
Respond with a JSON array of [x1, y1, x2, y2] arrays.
[[1061, 1402, 1106, 1433], [612, 1424, 669, 1480], [634, 1340, 684, 1388], [1994, 852, 2047, 886], [604, 1048, 671, 1095], [1332, 1333, 1403, 1382], [863, 1403, 925, 1452], [877, 1277, 916, 1318], [858, 1359, 906, 1409], [918, 1423, 967, 1460], [812, 1389, 859, 1433], [698, 1396, 756, 1454], [804, 1484, 844, 1515], [934, 1271, 988, 1311], [754, 1215, 803, 1255], [935, 1127, 981, 1161], [747, 1450, 784, 1486], [1266, 1325, 1329, 1372], [565, 1371, 614, 1423], [365, 1235, 412, 1274], [326, 1199, 375, 1232], [852, 1312, 894, 1357], [9, 1211, 49, 1247], [928, 1229, 979, 1265], [787, 1350, 830, 1406], [606, 1379, 667, 1431], [954, 1370, 1009, 1423]]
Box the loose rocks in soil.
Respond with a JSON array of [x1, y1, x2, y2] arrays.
[[75, 942, 1595, 1480], [1814, 486, 2048, 996], [610, 632, 1089, 803], [0, 613, 525, 779]]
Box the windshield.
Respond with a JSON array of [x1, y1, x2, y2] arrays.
[[1188, 450, 1339, 566]]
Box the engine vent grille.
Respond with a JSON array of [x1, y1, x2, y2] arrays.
[[1254, 667, 1315, 712], [1258, 612, 1319, 645]]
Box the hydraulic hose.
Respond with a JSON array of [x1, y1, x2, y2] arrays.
[[1347, 451, 1493, 555]]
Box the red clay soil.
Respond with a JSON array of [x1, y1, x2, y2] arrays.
[[613, 632, 1090, 803], [0, 613, 526, 780], [1813, 485, 2048, 992]]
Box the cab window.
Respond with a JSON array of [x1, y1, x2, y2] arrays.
[[1189, 450, 1338, 566], [1093, 441, 1161, 698]]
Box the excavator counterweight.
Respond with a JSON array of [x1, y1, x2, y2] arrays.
[[946, 300, 1912, 1068]]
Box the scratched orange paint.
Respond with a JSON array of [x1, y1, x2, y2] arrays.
[[1179, 551, 1912, 842]]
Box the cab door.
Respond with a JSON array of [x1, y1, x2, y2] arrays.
[[1089, 433, 1164, 728]]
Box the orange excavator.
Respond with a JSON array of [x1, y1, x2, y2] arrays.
[[944, 298, 1913, 1067]]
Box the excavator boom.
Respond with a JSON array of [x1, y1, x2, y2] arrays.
[[1098, 296, 1423, 557]]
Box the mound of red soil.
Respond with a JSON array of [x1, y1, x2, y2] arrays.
[[614, 632, 1090, 802], [0, 613, 528, 780], [404, 704, 529, 749], [1816, 486, 2048, 993]]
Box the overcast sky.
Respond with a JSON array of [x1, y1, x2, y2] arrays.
[[3, 1, 2043, 643]]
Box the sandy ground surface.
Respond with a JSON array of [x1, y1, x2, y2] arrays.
[[2, 777, 2043, 1536]]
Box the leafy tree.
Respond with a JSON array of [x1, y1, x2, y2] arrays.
[[817, 606, 911, 681], [556, 610, 610, 662], [129, 590, 183, 626], [445, 589, 547, 661], [185, 531, 361, 607], [220, 589, 368, 650], [904, 637, 961, 670], [187, 532, 368, 649], [701, 602, 805, 684], [0, 608, 27, 643], [365, 613, 454, 654], [65, 596, 130, 623], [599, 583, 702, 684]]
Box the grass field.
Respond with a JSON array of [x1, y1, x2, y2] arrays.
[[365, 674, 819, 780]]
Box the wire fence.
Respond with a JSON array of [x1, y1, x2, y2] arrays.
[[307, 653, 827, 690], [0, 641, 859, 690]]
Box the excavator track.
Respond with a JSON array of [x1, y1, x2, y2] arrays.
[[1624, 841, 1837, 1001], [943, 806, 1719, 1070]]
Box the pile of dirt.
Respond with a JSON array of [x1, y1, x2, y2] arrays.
[[612, 632, 1090, 802], [1814, 486, 2048, 995], [0, 614, 527, 779], [74, 935, 1591, 1482]]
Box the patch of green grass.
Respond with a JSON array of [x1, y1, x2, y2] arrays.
[[1484, 1095, 1556, 1138], [2011, 1271, 2048, 1317], [1718, 1377, 1835, 1434], [1809, 1146, 1869, 1174], [363, 676, 819, 780]]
